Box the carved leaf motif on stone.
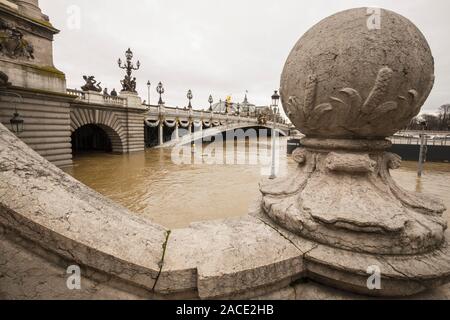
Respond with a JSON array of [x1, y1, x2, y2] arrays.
[[288, 67, 421, 135]]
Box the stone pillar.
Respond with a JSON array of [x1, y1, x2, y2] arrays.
[[259, 8, 450, 297], [119, 91, 142, 108], [0, 1, 71, 167], [158, 121, 164, 146], [15, 0, 45, 20], [174, 122, 179, 142]]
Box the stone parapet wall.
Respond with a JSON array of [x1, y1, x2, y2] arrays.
[[1, 121, 449, 300]]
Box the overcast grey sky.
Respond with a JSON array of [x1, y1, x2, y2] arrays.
[[40, 0, 450, 113]]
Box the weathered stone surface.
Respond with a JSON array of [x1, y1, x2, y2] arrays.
[[304, 234, 450, 296], [261, 149, 447, 255], [159, 216, 306, 299], [0, 231, 148, 300], [280, 8, 434, 138], [259, 7, 450, 297], [0, 122, 168, 291]]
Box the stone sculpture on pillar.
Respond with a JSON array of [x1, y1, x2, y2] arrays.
[[81, 75, 102, 92], [259, 8, 450, 296]]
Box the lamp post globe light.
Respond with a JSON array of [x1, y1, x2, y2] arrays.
[[117, 48, 140, 93], [269, 90, 280, 180], [10, 108, 24, 134], [2, 91, 25, 134], [156, 81, 165, 105], [271, 90, 280, 118], [208, 95, 214, 111], [147, 81, 151, 105], [187, 89, 193, 109]]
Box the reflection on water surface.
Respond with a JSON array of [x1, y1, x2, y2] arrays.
[[65, 140, 450, 229]]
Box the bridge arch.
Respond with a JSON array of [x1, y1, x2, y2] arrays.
[[70, 108, 126, 153], [159, 122, 289, 148]]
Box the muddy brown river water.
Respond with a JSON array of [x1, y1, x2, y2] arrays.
[[65, 139, 450, 229]]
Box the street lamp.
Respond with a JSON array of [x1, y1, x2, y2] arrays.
[[271, 90, 280, 118], [208, 95, 214, 111], [187, 89, 193, 109], [1, 91, 24, 134], [10, 108, 24, 134], [269, 90, 280, 180], [118, 48, 140, 93], [147, 81, 151, 105], [156, 81, 165, 105]]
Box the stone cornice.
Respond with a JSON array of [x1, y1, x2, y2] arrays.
[[70, 100, 150, 114], [0, 3, 59, 40], [1, 86, 75, 103]]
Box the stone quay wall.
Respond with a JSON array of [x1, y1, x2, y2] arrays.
[[0, 88, 73, 167]]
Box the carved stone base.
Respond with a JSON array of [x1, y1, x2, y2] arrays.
[[259, 138, 450, 295]]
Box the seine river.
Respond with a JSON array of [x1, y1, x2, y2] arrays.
[[64, 139, 450, 229]]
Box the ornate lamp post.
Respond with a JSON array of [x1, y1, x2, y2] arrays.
[[187, 89, 193, 109], [117, 48, 140, 92], [269, 90, 280, 179], [271, 90, 280, 120], [10, 108, 24, 134], [1, 91, 24, 134], [156, 81, 165, 105], [147, 81, 151, 105], [208, 95, 214, 111]]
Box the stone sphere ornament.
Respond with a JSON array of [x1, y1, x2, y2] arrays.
[[259, 8, 450, 297], [280, 7, 435, 138]]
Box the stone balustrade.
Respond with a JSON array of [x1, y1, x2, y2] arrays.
[[67, 89, 127, 108]]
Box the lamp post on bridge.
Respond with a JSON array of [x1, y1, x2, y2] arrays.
[[147, 81, 151, 105], [117, 48, 140, 93], [208, 95, 214, 112], [187, 89, 193, 110], [418, 120, 428, 178], [269, 90, 280, 180], [156, 82, 165, 106], [155, 82, 165, 146]]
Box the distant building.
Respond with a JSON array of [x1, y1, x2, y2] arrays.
[[211, 93, 262, 116]]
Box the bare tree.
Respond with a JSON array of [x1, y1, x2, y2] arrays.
[[420, 114, 441, 131], [438, 104, 450, 130]]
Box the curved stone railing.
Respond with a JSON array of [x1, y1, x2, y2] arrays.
[[0, 122, 307, 299], [1, 116, 450, 299]]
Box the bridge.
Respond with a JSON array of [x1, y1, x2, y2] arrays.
[[391, 130, 450, 146], [66, 89, 291, 161], [144, 104, 291, 148]]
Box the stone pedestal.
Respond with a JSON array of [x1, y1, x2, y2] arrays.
[[259, 7, 450, 297], [0, 1, 65, 92], [15, 0, 46, 20], [120, 91, 142, 108], [0, 2, 71, 167], [84, 91, 104, 104]]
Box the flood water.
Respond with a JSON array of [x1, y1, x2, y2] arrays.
[[64, 139, 450, 229]]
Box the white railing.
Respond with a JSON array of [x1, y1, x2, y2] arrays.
[[66, 89, 85, 99]]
